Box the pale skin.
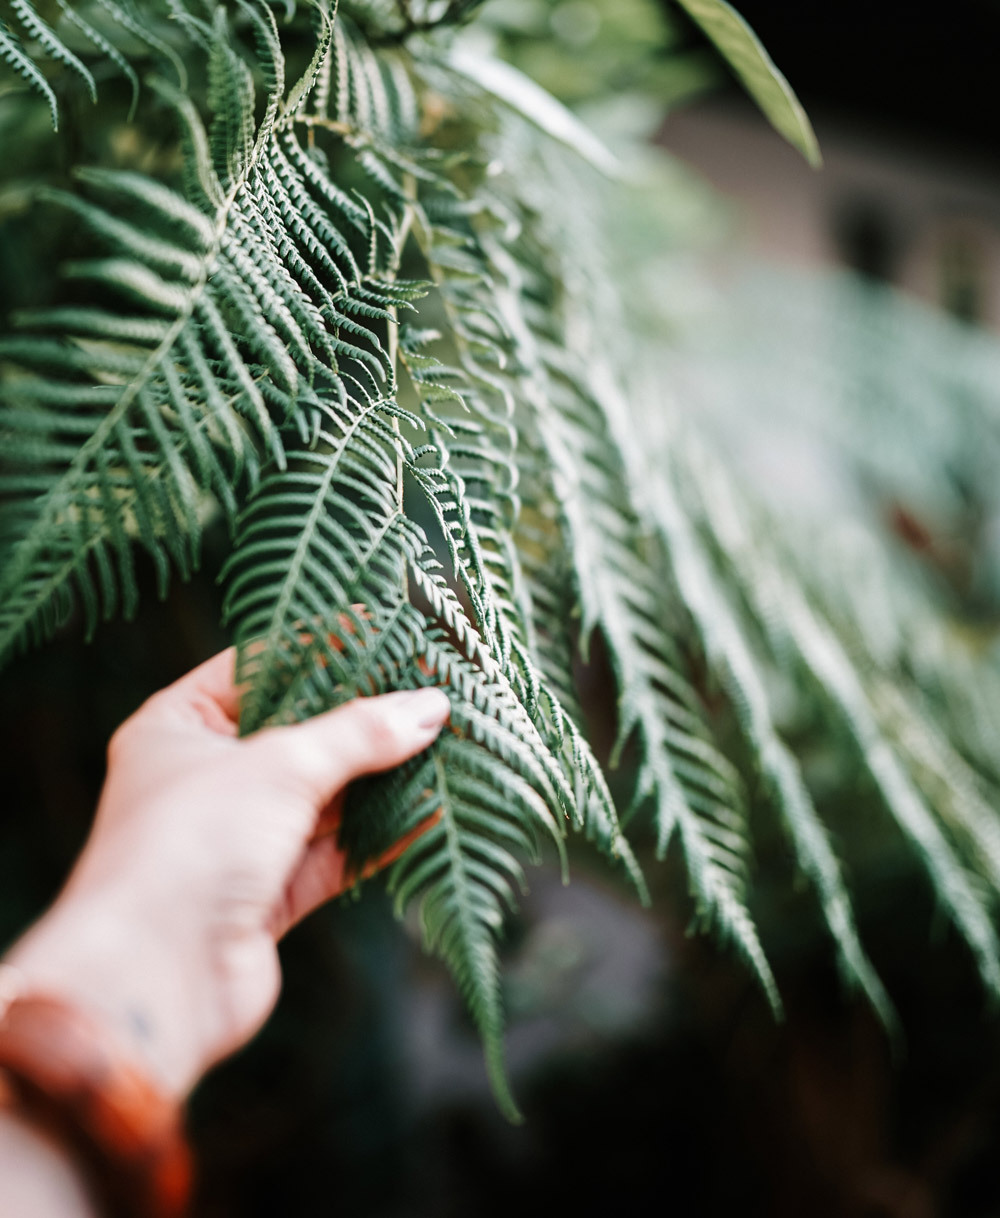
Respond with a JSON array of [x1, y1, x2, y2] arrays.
[[0, 648, 451, 1216]]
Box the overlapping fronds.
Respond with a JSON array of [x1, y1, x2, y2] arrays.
[[673, 434, 1000, 996], [0, 1, 404, 658], [427, 101, 778, 1001], [4, 0, 1000, 1118], [526, 340, 776, 1006], [661, 268, 1000, 994], [0, 0, 184, 126], [648, 448, 896, 1027], [399, 212, 639, 885]]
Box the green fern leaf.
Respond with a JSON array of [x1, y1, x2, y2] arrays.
[[0, 13, 58, 127], [685, 438, 1000, 997], [10, 0, 97, 101], [652, 446, 895, 1029]]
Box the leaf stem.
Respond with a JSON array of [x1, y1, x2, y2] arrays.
[[389, 177, 417, 599]]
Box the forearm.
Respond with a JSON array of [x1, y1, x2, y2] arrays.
[[0, 1108, 99, 1218]]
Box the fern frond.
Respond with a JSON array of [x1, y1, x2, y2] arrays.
[[391, 55, 779, 995], [0, 10, 408, 659], [545, 372, 776, 1007], [221, 393, 412, 728], [0, 162, 277, 655], [682, 436, 1000, 997], [471, 206, 776, 1005], [223, 417, 580, 1112], [53, 0, 140, 116], [8, 0, 95, 100], [0, 0, 170, 126], [403, 205, 646, 888], [394, 740, 523, 1123], [0, 11, 58, 127], [651, 443, 895, 1027], [341, 633, 572, 1124], [95, 0, 188, 88]]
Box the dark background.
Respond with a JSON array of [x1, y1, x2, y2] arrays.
[[696, 0, 1000, 163]]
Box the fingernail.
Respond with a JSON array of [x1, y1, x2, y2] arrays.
[[390, 687, 451, 731]]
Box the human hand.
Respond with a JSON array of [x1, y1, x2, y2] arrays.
[[4, 648, 450, 1098]]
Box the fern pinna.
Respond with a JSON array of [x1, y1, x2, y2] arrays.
[[3, 0, 1000, 1118]]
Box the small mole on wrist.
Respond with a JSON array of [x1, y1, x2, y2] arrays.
[[127, 1007, 154, 1043]]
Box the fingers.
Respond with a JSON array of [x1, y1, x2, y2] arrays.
[[312, 796, 344, 842], [269, 836, 348, 939], [247, 687, 451, 809], [158, 611, 371, 727], [270, 809, 442, 938], [161, 647, 243, 724]]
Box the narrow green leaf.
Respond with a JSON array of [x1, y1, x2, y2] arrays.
[[447, 46, 621, 177], [673, 0, 821, 167]]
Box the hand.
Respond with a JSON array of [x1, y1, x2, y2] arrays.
[[3, 649, 450, 1097]]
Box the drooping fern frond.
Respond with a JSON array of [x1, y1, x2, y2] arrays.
[[0, 0, 176, 126], [9, 0, 97, 103], [647, 449, 896, 1028], [410, 93, 779, 1003], [343, 634, 573, 1122], [674, 430, 1000, 997], [1, 9, 59, 128], [654, 266, 1000, 981], [400, 194, 646, 889], [530, 354, 777, 1005]]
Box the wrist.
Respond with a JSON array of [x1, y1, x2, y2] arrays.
[[4, 883, 215, 1099]]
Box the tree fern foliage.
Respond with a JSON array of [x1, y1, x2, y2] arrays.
[[3, 0, 1000, 1117]]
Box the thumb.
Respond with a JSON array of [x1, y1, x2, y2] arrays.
[[245, 687, 451, 807]]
